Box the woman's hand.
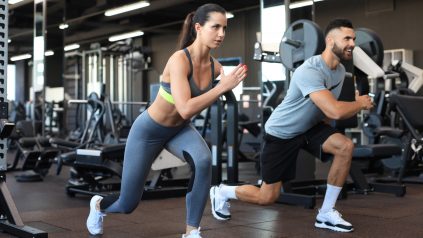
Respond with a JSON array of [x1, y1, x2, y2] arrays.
[[218, 64, 248, 92]]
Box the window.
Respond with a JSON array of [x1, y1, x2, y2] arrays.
[[261, 4, 286, 81], [7, 64, 16, 101]]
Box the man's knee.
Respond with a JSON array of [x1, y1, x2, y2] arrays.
[[258, 187, 280, 205], [335, 137, 354, 158], [342, 138, 354, 156]]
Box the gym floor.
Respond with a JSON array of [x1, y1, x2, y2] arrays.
[[4, 153, 423, 238]]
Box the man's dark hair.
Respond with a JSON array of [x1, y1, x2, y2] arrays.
[[324, 19, 353, 36]]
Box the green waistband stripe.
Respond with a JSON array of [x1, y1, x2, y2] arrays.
[[159, 86, 175, 104]]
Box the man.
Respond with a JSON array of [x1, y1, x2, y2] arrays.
[[209, 19, 373, 233]]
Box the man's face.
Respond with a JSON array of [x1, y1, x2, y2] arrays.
[[329, 27, 355, 61]]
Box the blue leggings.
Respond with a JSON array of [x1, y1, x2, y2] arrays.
[[101, 110, 212, 227]]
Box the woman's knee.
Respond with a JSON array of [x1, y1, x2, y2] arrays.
[[106, 199, 138, 214], [121, 201, 139, 214], [185, 151, 211, 171], [122, 208, 135, 214], [197, 155, 211, 171]]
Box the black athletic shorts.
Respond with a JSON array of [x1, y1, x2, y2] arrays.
[[261, 122, 340, 184]]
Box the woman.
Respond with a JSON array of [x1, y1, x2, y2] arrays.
[[86, 3, 247, 238]]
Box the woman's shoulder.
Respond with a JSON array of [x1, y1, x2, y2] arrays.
[[168, 49, 189, 63], [164, 50, 190, 74]]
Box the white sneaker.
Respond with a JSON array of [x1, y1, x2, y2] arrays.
[[315, 209, 354, 232], [86, 195, 106, 235], [182, 228, 202, 238], [210, 185, 231, 220]]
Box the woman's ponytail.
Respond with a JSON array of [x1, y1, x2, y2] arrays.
[[177, 12, 196, 50]]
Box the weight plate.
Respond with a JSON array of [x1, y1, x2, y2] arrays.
[[362, 113, 382, 137], [280, 19, 325, 71]]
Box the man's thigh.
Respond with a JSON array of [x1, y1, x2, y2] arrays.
[[261, 133, 303, 183], [303, 122, 340, 161]]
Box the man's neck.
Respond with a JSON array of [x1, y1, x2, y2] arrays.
[[321, 49, 340, 70]]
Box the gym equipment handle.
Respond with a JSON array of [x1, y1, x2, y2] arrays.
[[383, 73, 400, 80], [282, 37, 302, 48]]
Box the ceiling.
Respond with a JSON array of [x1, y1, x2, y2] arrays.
[[8, 0, 260, 57]]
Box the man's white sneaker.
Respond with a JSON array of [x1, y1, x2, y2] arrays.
[[86, 195, 106, 235], [209, 185, 231, 220], [315, 209, 354, 232], [182, 228, 202, 238]]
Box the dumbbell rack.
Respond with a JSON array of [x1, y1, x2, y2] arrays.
[[0, 1, 47, 237]]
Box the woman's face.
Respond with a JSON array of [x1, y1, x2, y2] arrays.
[[196, 12, 227, 49]]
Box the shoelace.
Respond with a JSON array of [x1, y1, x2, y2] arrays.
[[329, 209, 346, 223], [332, 209, 341, 217], [98, 212, 106, 221], [186, 227, 201, 238], [216, 197, 230, 211]]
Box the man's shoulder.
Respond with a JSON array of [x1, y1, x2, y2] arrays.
[[293, 56, 325, 79], [297, 55, 324, 71]]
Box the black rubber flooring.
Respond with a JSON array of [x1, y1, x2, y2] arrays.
[[2, 152, 423, 238]]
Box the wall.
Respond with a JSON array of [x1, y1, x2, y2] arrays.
[[13, 1, 423, 103], [315, 0, 423, 68]]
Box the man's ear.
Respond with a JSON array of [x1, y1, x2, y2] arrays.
[[326, 36, 334, 48]]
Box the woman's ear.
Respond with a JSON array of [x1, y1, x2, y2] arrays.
[[194, 22, 201, 32]]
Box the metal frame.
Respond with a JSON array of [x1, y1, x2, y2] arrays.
[[0, 1, 47, 237], [210, 91, 239, 185]]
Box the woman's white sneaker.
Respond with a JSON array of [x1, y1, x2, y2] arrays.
[[182, 227, 202, 238], [315, 208, 353, 232], [86, 195, 106, 235]]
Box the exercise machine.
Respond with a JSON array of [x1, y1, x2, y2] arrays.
[[399, 61, 423, 95], [62, 90, 190, 199]]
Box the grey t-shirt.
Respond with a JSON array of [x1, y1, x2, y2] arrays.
[[265, 55, 346, 139]]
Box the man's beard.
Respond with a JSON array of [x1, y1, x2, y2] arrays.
[[332, 42, 352, 61]]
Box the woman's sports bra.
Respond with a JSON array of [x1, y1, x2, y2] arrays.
[[159, 48, 215, 104]]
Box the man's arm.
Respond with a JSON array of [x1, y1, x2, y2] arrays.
[[310, 89, 373, 120]]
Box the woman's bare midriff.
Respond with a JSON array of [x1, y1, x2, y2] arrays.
[[147, 95, 187, 127]]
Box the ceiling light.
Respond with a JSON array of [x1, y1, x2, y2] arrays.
[[64, 44, 80, 51], [45, 50, 54, 56], [9, 0, 25, 4], [105, 1, 150, 17], [226, 12, 234, 19], [109, 30, 144, 42], [59, 23, 69, 30], [11, 54, 32, 61], [290, 0, 313, 9]]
